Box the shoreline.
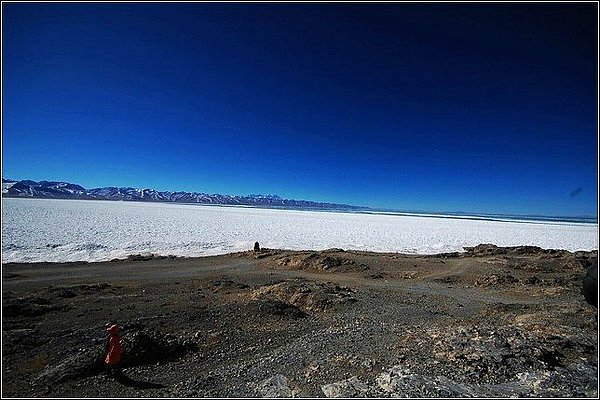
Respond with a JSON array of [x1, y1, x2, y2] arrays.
[[2, 243, 599, 267]]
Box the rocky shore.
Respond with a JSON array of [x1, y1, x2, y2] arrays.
[[2, 244, 597, 397]]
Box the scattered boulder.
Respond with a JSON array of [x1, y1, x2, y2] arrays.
[[258, 374, 302, 397], [321, 376, 369, 398], [34, 348, 105, 386], [513, 366, 598, 397], [376, 365, 478, 397], [400, 324, 597, 385], [374, 364, 598, 398]]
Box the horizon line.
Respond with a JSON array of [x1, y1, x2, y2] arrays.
[[2, 176, 598, 221]]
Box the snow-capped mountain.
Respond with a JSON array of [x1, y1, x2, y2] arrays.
[[2, 178, 362, 210], [2, 179, 18, 194]]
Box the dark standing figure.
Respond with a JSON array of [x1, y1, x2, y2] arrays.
[[254, 242, 260, 252], [105, 321, 122, 376]]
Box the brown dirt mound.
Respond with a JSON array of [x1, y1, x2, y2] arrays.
[[251, 278, 358, 312], [464, 244, 572, 257], [274, 252, 368, 273]]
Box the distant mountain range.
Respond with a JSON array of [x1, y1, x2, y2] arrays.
[[1, 178, 364, 210]]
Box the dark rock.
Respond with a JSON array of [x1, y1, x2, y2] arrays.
[[376, 365, 478, 397], [254, 242, 260, 252], [121, 329, 197, 368], [256, 298, 306, 319], [34, 348, 105, 386], [582, 264, 597, 307], [127, 254, 155, 261]]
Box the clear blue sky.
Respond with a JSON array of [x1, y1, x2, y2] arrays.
[[2, 3, 598, 217]]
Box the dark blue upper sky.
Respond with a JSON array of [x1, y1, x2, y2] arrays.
[[2, 3, 598, 217]]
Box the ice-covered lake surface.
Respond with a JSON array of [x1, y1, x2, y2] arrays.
[[2, 198, 598, 263]]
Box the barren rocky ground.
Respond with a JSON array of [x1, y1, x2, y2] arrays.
[[2, 244, 598, 397]]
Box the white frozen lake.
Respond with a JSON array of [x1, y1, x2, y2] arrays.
[[1, 198, 598, 263]]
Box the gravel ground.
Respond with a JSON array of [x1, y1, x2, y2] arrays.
[[2, 245, 597, 397]]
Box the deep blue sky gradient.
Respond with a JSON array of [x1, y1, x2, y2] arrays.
[[2, 3, 598, 217]]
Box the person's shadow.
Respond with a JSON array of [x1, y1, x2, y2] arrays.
[[113, 372, 166, 390]]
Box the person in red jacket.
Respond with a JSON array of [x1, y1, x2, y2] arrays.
[[105, 321, 122, 376]]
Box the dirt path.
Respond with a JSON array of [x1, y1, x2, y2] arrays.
[[2, 247, 597, 398]]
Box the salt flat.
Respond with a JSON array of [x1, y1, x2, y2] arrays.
[[1, 198, 598, 263]]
